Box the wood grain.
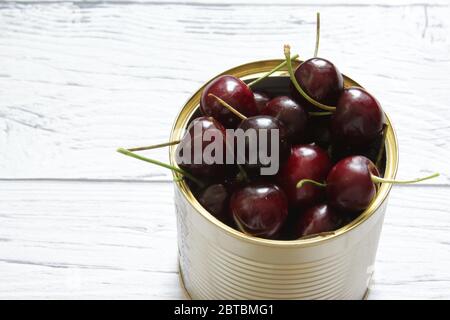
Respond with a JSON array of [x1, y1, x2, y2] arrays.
[[0, 180, 449, 299], [5, 1, 450, 5], [0, 180, 185, 299], [0, 3, 449, 183], [1, 2, 449, 300]]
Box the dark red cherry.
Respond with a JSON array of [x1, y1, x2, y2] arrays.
[[201, 75, 258, 128], [236, 115, 290, 174], [294, 204, 342, 238], [291, 58, 344, 106], [330, 87, 385, 148], [326, 155, 380, 213], [330, 130, 385, 165], [306, 115, 331, 148], [197, 183, 230, 224], [261, 96, 309, 143], [175, 116, 226, 179], [276, 144, 332, 208], [253, 91, 270, 113], [230, 183, 288, 239]]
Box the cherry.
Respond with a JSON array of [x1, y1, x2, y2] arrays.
[[200, 75, 257, 128], [230, 182, 288, 239], [330, 87, 385, 148], [236, 115, 290, 173], [326, 156, 380, 212], [296, 155, 439, 213], [209, 94, 290, 175], [284, 14, 342, 111], [261, 96, 309, 143], [329, 128, 386, 166], [276, 144, 332, 208], [175, 116, 227, 179], [284, 45, 340, 112], [197, 183, 230, 224], [291, 58, 344, 107], [294, 204, 343, 238], [253, 91, 271, 112], [306, 115, 331, 148]]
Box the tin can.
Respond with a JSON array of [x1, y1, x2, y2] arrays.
[[169, 59, 398, 300]]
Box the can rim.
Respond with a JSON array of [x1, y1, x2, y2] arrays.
[[169, 59, 399, 248]]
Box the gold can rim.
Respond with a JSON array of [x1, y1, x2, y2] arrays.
[[169, 59, 399, 248]]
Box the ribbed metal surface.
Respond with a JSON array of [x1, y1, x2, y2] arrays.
[[176, 187, 387, 299]]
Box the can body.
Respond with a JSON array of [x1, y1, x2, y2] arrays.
[[170, 60, 398, 300], [176, 186, 388, 299]]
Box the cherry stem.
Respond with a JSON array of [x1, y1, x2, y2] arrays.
[[247, 54, 300, 87], [308, 111, 332, 116], [296, 178, 327, 189], [284, 44, 336, 112], [370, 172, 439, 185], [375, 124, 388, 168], [116, 147, 205, 188], [208, 93, 247, 120], [233, 214, 267, 237], [314, 12, 320, 57], [236, 164, 249, 183], [127, 140, 181, 152], [233, 214, 250, 235]]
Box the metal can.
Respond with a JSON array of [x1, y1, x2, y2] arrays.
[[169, 59, 398, 300]]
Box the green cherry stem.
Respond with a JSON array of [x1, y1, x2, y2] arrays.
[[284, 44, 336, 112], [116, 147, 205, 188], [371, 172, 439, 185], [208, 93, 247, 120], [209, 89, 287, 189], [127, 140, 181, 152], [247, 54, 300, 87], [314, 12, 320, 57], [296, 172, 439, 190], [208, 94, 250, 181], [296, 179, 326, 189], [308, 111, 332, 116]]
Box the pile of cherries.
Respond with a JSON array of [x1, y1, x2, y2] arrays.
[[118, 15, 437, 240], [177, 53, 388, 239]]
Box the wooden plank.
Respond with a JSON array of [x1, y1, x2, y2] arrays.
[[371, 185, 450, 299], [0, 180, 449, 299], [0, 180, 185, 299], [0, 3, 449, 183], [3, 1, 450, 6]]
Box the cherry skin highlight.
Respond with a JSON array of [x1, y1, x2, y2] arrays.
[[330, 87, 385, 148], [253, 91, 271, 113], [326, 155, 380, 213], [276, 144, 332, 208], [262, 96, 309, 143], [230, 183, 288, 239], [201, 75, 258, 128], [291, 57, 344, 107], [294, 203, 342, 238]]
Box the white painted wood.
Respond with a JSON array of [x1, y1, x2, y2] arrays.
[[4, 1, 450, 5], [0, 181, 185, 299], [0, 3, 449, 183], [0, 180, 449, 299], [371, 185, 450, 299], [1, 2, 449, 300]]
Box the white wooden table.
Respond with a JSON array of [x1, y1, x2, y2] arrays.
[[1, 0, 450, 299]]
